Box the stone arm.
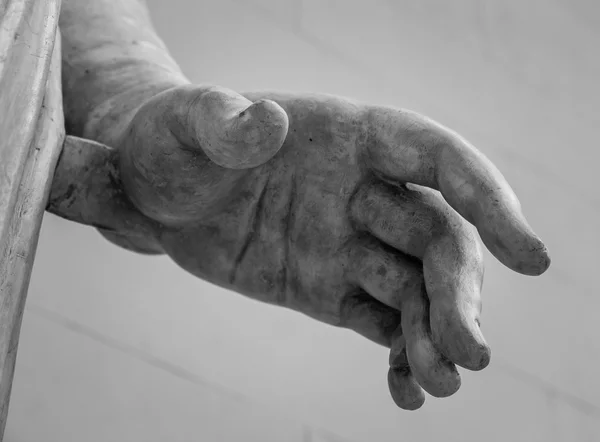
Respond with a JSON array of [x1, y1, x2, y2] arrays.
[[56, 0, 283, 254], [51, 0, 551, 412]]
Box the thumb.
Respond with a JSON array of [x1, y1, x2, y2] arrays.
[[166, 85, 289, 169], [117, 85, 288, 226]]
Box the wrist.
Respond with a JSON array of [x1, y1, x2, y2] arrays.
[[65, 60, 189, 145], [59, 0, 189, 145]]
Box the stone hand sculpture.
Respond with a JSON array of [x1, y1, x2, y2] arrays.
[[51, 0, 550, 411], [48, 84, 550, 410]]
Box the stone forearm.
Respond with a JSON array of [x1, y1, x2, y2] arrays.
[[60, 0, 189, 144]]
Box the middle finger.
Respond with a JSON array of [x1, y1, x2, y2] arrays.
[[346, 235, 460, 398], [350, 179, 491, 370]]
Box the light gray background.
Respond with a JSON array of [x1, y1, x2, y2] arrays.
[[5, 1, 600, 441]]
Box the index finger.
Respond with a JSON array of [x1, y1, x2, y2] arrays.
[[363, 106, 550, 276]]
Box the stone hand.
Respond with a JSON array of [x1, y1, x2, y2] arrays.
[[49, 85, 550, 410]]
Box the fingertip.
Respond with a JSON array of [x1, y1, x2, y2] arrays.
[[240, 99, 288, 133], [453, 340, 491, 371], [522, 239, 551, 276], [179, 87, 289, 170], [244, 98, 287, 121], [461, 318, 492, 371], [539, 246, 552, 273], [510, 220, 551, 275], [401, 289, 462, 398], [491, 235, 551, 276], [482, 212, 551, 276], [472, 344, 492, 371], [414, 356, 462, 398], [387, 367, 426, 411], [430, 301, 491, 371], [226, 99, 289, 169], [406, 336, 462, 398]]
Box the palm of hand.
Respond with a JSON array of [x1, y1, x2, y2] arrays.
[[158, 93, 372, 322], [49, 85, 550, 410]]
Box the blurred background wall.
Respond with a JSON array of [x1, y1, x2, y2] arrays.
[[5, 1, 600, 441]]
